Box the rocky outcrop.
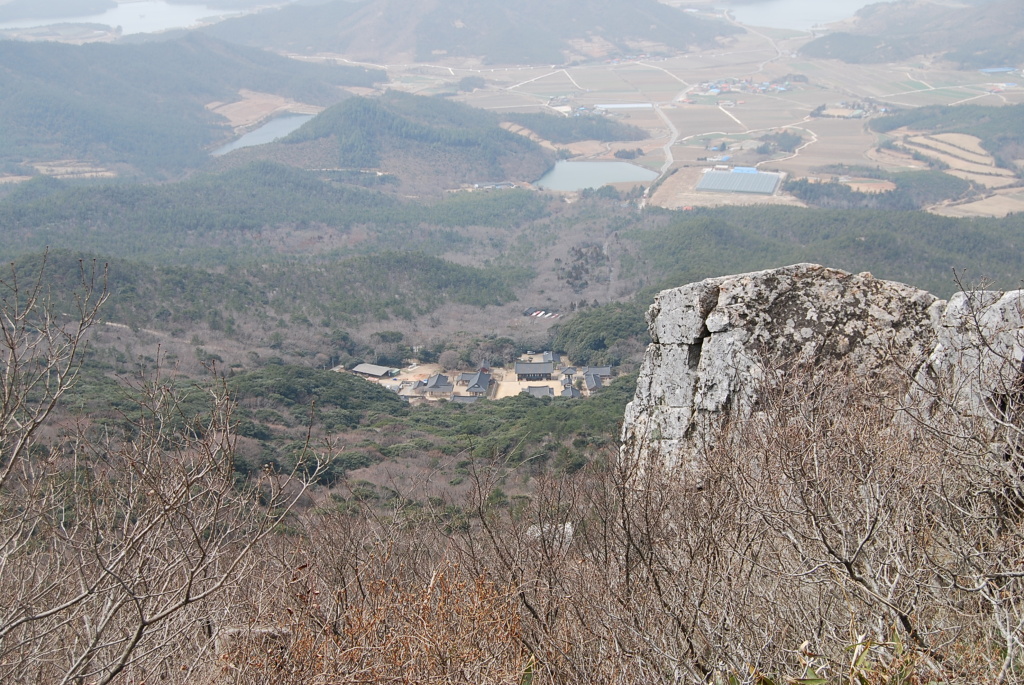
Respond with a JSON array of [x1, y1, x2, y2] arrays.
[[906, 289, 1024, 442], [621, 264, 1023, 471]]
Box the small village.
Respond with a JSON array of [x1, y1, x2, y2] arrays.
[[685, 75, 804, 101], [346, 351, 614, 405]]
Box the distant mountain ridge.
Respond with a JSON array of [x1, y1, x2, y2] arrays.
[[203, 0, 739, 64], [0, 34, 384, 178], [801, 0, 1024, 68]]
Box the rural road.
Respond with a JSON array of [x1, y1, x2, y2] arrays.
[[637, 61, 695, 176], [654, 105, 679, 175]]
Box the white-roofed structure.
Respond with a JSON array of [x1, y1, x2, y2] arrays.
[[696, 169, 782, 194], [351, 363, 397, 378]]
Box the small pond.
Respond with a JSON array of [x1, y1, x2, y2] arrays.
[[536, 161, 658, 192], [211, 114, 314, 157]]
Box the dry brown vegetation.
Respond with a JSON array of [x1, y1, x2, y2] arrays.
[[4, 255, 1024, 683], [206, 90, 325, 131], [188, 341, 1024, 683], [934, 190, 1024, 218]]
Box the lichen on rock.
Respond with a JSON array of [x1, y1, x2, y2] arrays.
[[621, 263, 1022, 473]]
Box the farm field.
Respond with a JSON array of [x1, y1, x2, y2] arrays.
[[899, 133, 1019, 188], [373, 14, 1022, 217], [932, 191, 1024, 218], [768, 118, 880, 177], [945, 170, 1018, 189], [865, 146, 929, 170], [930, 133, 989, 156], [668, 106, 747, 138], [906, 135, 993, 166], [206, 89, 324, 130], [595, 67, 682, 101]]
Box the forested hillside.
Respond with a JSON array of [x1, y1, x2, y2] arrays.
[[801, 0, 1024, 67], [4, 162, 1022, 300], [0, 35, 383, 177], [203, 0, 739, 64], [627, 206, 1024, 298], [210, 91, 655, 192], [3, 161, 1023, 409], [502, 112, 646, 145], [0, 162, 550, 262], [258, 91, 554, 191]]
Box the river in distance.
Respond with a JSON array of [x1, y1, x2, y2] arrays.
[[0, 0, 893, 35], [0, 0, 893, 36], [0, 1, 244, 34], [536, 161, 658, 192], [720, 0, 895, 31], [211, 114, 314, 157]]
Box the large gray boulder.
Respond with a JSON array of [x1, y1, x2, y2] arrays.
[[619, 264, 1003, 471], [905, 289, 1024, 452]]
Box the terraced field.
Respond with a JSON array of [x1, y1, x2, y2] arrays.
[[902, 133, 1018, 188], [929, 132, 989, 156]]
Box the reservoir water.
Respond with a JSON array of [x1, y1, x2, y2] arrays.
[[211, 114, 315, 157], [0, 0, 891, 37], [0, 1, 240, 34], [721, 0, 895, 31], [536, 161, 658, 192]]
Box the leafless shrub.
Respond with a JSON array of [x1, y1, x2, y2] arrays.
[[0, 258, 325, 684], [212, 501, 528, 684], [444, 293, 1024, 683], [6, 260, 1023, 684]]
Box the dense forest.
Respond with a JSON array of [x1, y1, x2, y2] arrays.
[[550, 302, 650, 367], [6, 161, 1020, 294], [623, 206, 1024, 298], [0, 162, 550, 263]]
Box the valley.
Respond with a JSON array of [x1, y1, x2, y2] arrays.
[[7, 2, 1019, 215], [1, 1, 1021, 389], [1, 2, 1024, 681]]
